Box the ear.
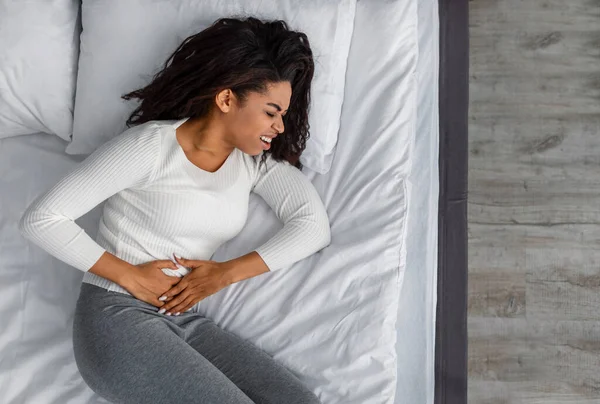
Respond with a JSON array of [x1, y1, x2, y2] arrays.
[[215, 89, 235, 113]]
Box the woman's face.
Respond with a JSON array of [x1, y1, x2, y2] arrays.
[[221, 81, 291, 156]]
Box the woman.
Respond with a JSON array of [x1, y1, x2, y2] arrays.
[[19, 17, 330, 404]]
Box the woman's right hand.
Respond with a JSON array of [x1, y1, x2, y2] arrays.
[[122, 260, 181, 308]]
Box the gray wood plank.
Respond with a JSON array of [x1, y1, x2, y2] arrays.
[[468, 0, 600, 402], [469, 319, 600, 401]]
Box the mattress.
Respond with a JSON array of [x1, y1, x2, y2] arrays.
[[0, 1, 440, 403]]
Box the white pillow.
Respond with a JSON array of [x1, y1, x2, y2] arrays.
[[0, 0, 80, 140], [67, 0, 356, 174]]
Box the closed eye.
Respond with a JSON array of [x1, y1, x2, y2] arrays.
[[266, 112, 275, 117]]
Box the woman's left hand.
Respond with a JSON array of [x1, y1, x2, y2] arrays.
[[158, 254, 231, 315]]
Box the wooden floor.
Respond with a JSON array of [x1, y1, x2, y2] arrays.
[[468, 0, 600, 403]]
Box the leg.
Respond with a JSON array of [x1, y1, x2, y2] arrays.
[[182, 316, 321, 404], [72, 283, 255, 404]]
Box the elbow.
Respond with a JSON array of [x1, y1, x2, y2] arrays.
[[315, 207, 332, 249], [18, 206, 45, 241], [296, 217, 331, 253], [313, 215, 332, 251], [311, 226, 331, 256]]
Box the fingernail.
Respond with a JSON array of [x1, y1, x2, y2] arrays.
[[158, 308, 166, 314], [166, 312, 172, 316], [174, 312, 181, 316], [174, 253, 182, 260], [159, 296, 167, 301]]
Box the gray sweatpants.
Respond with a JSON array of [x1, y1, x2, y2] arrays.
[[73, 283, 321, 404]]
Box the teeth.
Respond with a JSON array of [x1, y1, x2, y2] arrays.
[[260, 136, 272, 143]]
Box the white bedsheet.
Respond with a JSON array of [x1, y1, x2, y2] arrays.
[[394, 0, 440, 402], [0, 0, 439, 402]]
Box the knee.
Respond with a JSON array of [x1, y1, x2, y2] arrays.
[[74, 353, 118, 402], [73, 337, 124, 403]]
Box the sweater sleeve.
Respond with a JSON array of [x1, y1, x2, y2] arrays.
[[18, 125, 162, 272], [251, 154, 332, 272]]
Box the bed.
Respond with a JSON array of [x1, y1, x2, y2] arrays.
[[0, 0, 468, 403]]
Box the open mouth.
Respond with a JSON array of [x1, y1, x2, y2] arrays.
[[260, 135, 272, 149]]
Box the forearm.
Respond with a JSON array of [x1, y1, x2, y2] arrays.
[[222, 251, 270, 285], [88, 251, 138, 289]]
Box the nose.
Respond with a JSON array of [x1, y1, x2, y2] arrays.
[[273, 115, 284, 134]]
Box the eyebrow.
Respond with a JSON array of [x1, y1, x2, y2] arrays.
[[267, 102, 288, 113]]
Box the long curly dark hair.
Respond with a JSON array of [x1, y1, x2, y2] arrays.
[[121, 16, 314, 171]]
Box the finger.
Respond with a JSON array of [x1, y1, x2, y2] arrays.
[[173, 254, 204, 268], [178, 302, 195, 315], [159, 260, 178, 270], [170, 296, 197, 315], [173, 253, 187, 266], [159, 280, 187, 302], [147, 296, 165, 308], [160, 299, 181, 314], [160, 292, 179, 302], [160, 290, 188, 313], [167, 275, 182, 286]]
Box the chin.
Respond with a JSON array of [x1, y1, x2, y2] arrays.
[[246, 148, 263, 157]]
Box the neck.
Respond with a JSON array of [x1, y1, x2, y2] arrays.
[[183, 115, 234, 158]]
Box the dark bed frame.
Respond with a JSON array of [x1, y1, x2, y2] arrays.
[[435, 0, 469, 403]]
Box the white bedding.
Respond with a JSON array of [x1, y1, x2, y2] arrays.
[[394, 0, 440, 401], [0, 0, 439, 402]]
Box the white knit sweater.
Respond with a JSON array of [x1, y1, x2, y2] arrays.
[[19, 118, 331, 295]]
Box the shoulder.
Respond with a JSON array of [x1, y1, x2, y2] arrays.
[[117, 119, 177, 144], [102, 119, 181, 159], [87, 120, 179, 183]]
